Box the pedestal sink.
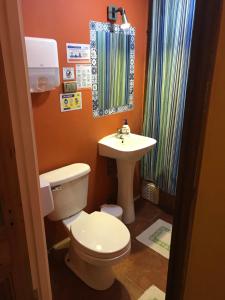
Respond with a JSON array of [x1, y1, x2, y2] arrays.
[[98, 133, 156, 224]]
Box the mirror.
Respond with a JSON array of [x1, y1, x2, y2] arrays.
[[90, 21, 135, 117]]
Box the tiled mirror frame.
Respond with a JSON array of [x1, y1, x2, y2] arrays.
[[90, 21, 135, 117]]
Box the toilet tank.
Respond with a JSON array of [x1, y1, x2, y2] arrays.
[[40, 163, 91, 221]]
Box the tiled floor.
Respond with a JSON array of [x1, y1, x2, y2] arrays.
[[49, 199, 173, 300]]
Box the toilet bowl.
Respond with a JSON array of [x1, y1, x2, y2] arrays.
[[63, 211, 130, 290], [40, 163, 131, 290]]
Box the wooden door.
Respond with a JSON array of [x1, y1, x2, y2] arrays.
[[0, 46, 34, 299], [0, 227, 15, 300]]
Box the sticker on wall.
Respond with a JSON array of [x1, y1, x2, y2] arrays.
[[60, 92, 82, 112], [76, 64, 92, 89], [63, 81, 77, 93], [63, 67, 75, 80], [66, 43, 90, 63]]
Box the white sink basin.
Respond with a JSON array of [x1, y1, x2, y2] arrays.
[[98, 133, 156, 161], [98, 133, 157, 224]]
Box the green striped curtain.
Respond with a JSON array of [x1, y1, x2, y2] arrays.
[[142, 0, 196, 195]]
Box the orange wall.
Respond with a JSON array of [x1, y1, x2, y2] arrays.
[[184, 2, 225, 299], [21, 0, 149, 212]]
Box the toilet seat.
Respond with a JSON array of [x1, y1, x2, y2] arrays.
[[70, 211, 130, 259], [73, 241, 131, 267]]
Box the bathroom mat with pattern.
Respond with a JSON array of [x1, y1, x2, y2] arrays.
[[138, 285, 165, 300], [136, 219, 172, 259]]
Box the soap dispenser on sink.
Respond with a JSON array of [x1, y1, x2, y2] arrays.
[[117, 119, 130, 136], [121, 119, 130, 134]]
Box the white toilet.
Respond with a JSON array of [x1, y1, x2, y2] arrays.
[[40, 163, 131, 290]]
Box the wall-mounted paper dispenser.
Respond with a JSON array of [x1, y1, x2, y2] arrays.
[[25, 37, 60, 93]]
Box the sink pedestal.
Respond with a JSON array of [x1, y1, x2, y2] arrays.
[[98, 133, 156, 225], [117, 159, 136, 224]]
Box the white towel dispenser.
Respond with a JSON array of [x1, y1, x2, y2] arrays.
[[25, 37, 60, 93]]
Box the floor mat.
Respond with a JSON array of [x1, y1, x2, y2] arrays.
[[136, 219, 172, 259], [138, 285, 165, 300]]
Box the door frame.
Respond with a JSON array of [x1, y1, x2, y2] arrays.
[[0, 0, 52, 299], [0, 0, 222, 299], [0, 45, 35, 299], [166, 0, 223, 299]]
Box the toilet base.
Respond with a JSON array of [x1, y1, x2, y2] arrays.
[[65, 247, 115, 290]]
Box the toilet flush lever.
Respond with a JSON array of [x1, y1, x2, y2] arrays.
[[51, 185, 63, 192]]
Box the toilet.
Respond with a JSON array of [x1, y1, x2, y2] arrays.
[[40, 163, 131, 290]]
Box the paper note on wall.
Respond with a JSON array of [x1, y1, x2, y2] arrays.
[[60, 92, 82, 112], [66, 43, 90, 63], [76, 64, 92, 89], [63, 67, 75, 80]]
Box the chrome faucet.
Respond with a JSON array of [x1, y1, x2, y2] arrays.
[[116, 129, 125, 143], [116, 128, 125, 139]]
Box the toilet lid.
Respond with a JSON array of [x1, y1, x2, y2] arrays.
[[70, 211, 130, 258]]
